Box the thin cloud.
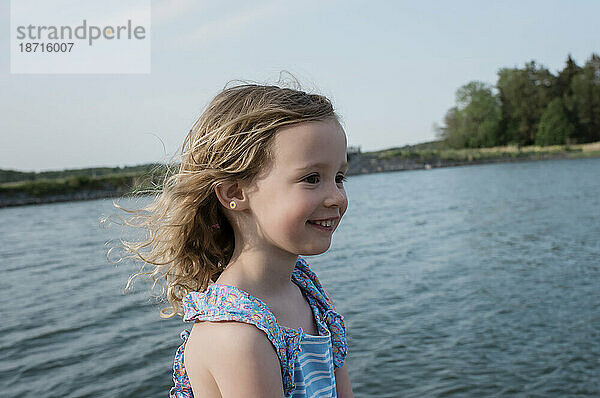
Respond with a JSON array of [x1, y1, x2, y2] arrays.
[[89, 0, 201, 28], [152, 0, 203, 27], [175, 2, 280, 50]]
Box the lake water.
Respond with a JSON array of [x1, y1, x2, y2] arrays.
[[1, 157, 599, 397]]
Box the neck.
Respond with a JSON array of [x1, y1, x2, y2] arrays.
[[216, 246, 300, 300]]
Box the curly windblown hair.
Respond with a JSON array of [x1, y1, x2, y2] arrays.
[[112, 81, 340, 318]]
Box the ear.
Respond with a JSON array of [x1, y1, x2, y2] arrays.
[[214, 181, 248, 211]]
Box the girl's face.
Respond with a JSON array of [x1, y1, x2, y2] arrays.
[[246, 119, 348, 256]]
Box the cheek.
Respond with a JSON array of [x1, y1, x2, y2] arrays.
[[275, 201, 308, 227]]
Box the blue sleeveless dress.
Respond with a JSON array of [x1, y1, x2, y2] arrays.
[[169, 256, 347, 398]]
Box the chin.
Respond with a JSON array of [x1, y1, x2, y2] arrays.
[[300, 245, 330, 256]]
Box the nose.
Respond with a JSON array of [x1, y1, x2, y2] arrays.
[[324, 181, 347, 209]]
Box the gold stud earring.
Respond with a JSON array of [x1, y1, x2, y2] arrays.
[[229, 201, 236, 209]]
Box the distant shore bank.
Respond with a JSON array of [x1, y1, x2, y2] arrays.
[[347, 141, 600, 175], [2, 142, 599, 208]]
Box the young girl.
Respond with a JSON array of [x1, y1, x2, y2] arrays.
[[121, 82, 354, 397]]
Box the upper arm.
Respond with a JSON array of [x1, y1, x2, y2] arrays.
[[184, 321, 284, 398], [335, 363, 355, 398]]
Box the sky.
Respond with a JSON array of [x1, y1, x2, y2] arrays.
[[1, 0, 599, 172]]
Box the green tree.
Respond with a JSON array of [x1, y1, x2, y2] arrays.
[[437, 81, 501, 148], [570, 53, 600, 143], [557, 55, 582, 98], [437, 107, 464, 148], [497, 61, 556, 146], [535, 98, 575, 146], [558, 55, 583, 141]]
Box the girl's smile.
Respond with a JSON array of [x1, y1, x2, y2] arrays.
[[307, 217, 339, 231], [307, 220, 336, 232]]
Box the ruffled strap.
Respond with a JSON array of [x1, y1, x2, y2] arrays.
[[182, 285, 304, 397], [169, 330, 193, 398], [292, 257, 348, 369]]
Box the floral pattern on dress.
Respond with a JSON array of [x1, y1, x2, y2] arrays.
[[169, 256, 347, 398]]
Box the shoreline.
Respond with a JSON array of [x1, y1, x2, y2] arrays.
[[346, 147, 600, 176], [2, 149, 599, 208]]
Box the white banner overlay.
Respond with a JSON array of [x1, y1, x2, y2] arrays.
[[10, 0, 151, 74]]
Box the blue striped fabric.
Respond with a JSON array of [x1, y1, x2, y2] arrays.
[[291, 320, 337, 398]]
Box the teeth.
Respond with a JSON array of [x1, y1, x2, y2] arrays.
[[313, 220, 333, 227]]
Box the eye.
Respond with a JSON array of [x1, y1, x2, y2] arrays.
[[303, 174, 320, 184], [303, 174, 348, 184]]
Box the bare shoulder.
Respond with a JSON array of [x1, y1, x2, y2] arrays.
[[184, 321, 284, 398]]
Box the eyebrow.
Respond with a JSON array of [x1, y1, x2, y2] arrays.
[[295, 161, 349, 172]]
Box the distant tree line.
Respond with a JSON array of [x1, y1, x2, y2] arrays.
[[437, 54, 600, 148], [0, 163, 165, 184]]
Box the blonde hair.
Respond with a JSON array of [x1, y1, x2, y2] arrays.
[[111, 81, 339, 318]]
